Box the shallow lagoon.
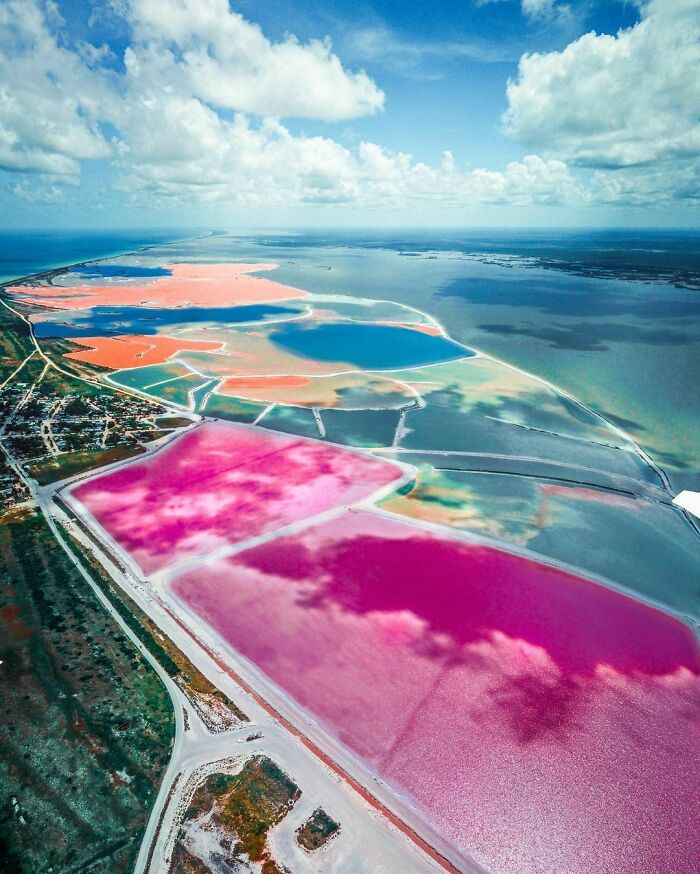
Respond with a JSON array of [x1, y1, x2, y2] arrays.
[[269, 321, 472, 370], [221, 232, 700, 489], [33, 302, 301, 338], [400, 402, 662, 485], [31, 232, 700, 874], [70, 421, 402, 575]]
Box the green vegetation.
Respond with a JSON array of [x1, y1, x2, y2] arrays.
[[214, 758, 300, 863], [0, 510, 174, 873], [0, 288, 214, 873], [58, 515, 248, 724], [139, 429, 169, 442], [0, 450, 29, 513], [0, 290, 182, 484], [296, 807, 341, 852], [0, 302, 33, 385], [172, 757, 300, 874], [38, 337, 112, 382], [155, 416, 194, 429], [0, 303, 175, 487], [28, 444, 146, 484], [203, 392, 268, 423]]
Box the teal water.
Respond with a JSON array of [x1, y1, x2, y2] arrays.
[[6, 228, 700, 490], [9, 228, 699, 615], [209, 232, 699, 491]]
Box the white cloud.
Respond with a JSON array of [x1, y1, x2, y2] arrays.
[[504, 0, 700, 167], [477, 0, 567, 22], [342, 24, 515, 79], [114, 103, 585, 210], [120, 0, 384, 121], [7, 177, 71, 203], [0, 0, 112, 176], [2, 0, 697, 213], [521, 0, 556, 18], [590, 162, 700, 205], [0, 0, 577, 211]]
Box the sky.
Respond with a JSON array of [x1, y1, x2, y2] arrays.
[[0, 0, 698, 228]]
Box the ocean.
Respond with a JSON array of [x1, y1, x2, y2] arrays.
[[0, 228, 193, 285]]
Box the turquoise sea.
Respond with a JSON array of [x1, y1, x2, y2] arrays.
[[0, 229, 192, 285]]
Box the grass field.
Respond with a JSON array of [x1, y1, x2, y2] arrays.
[[296, 807, 340, 852], [28, 444, 147, 484], [57, 513, 249, 727], [0, 303, 34, 385], [0, 510, 174, 873]]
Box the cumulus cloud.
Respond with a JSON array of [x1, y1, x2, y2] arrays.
[[0, 0, 112, 176], [2, 0, 696, 212], [0, 0, 583, 211], [7, 177, 70, 203], [504, 0, 700, 168], [120, 0, 384, 121], [591, 161, 700, 205], [115, 112, 585, 209]]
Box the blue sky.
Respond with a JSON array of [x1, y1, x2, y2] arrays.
[[0, 0, 698, 228], [240, 0, 640, 163]]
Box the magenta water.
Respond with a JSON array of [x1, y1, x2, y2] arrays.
[[70, 422, 403, 574], [171, 510, 700, 874]]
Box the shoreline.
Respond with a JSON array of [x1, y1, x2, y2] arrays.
[[0, 228, 216, 290]]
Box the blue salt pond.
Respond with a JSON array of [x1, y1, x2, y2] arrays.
[[73, 264, 172, 278], [269, 321, 473, 369], [33, 302, 301, 338]]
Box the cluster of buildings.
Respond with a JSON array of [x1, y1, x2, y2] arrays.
[[0, 374, 168, 501]]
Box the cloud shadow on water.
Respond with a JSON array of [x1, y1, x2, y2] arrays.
[[476, 321, 696, 350]]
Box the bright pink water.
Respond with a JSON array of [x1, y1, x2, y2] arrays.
[[171, 510, 700, 874], [70, 422, 402, 574]]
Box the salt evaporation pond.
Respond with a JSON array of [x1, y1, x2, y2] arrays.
[[69, 422, 403, 575], [33, 302, 302, 338], [9, 262, 308, 310], [73, 264, 173, 278], [269, 321, 473, 369], [170, 509, 700, 874]]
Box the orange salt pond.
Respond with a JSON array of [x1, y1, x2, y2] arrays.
[[176, 336, 351, 379], [64, 335, 223, 370], [220, 374, 312, 393], [218, 372, 416, 409], [9, 263, 308, 311]]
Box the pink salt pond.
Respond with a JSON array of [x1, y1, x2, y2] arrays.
[[170, 510, 700, 874], [69, 422, 403, 575], [9, 262, 307, 310]]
